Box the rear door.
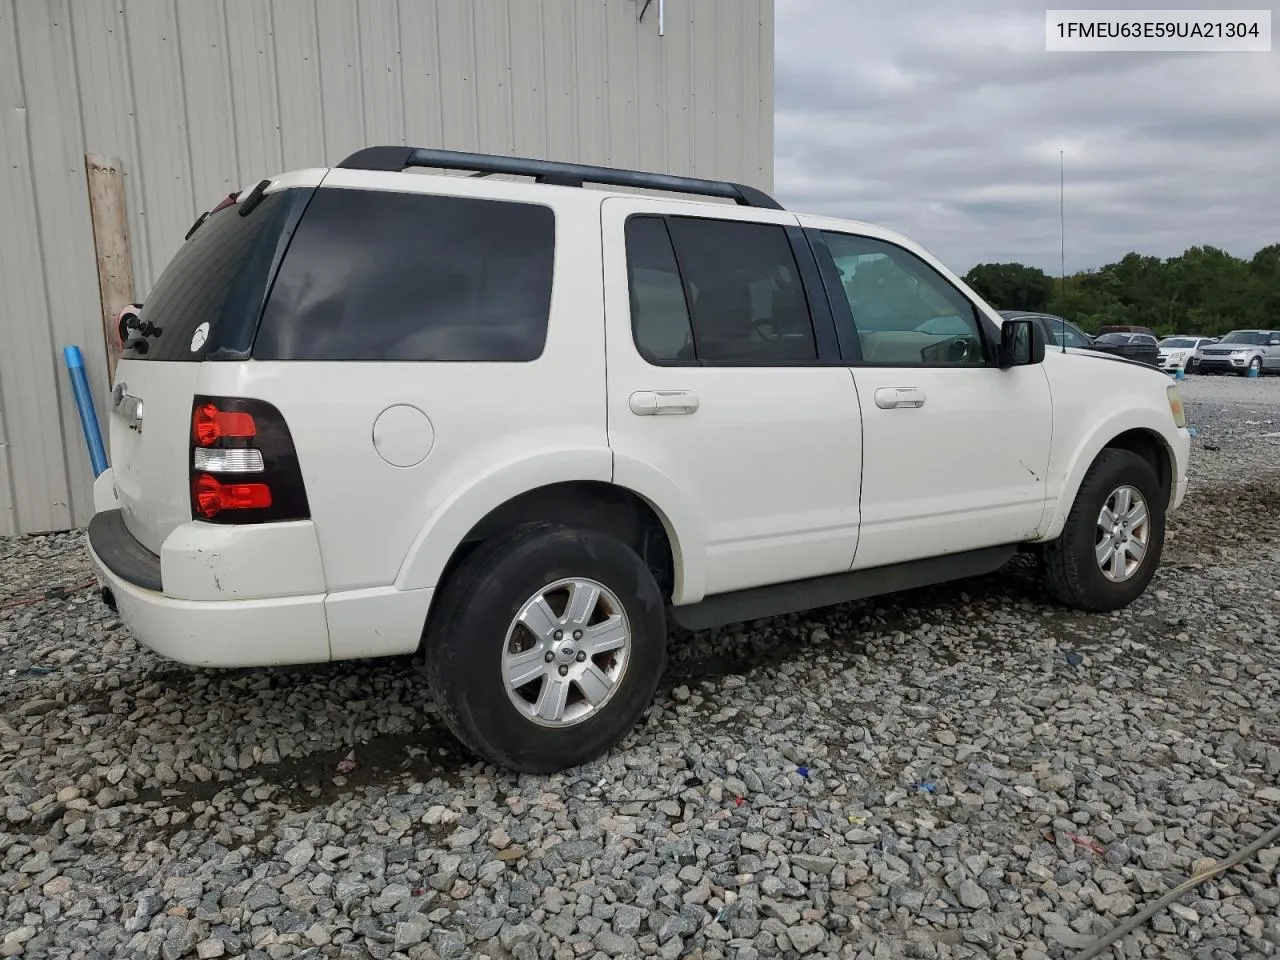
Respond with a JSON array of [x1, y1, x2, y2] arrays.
[[602, 198, 863, 600], [108, 177, 317, 553]]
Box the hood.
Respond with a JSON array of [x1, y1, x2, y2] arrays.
[[1057, 345, 1166, 374]]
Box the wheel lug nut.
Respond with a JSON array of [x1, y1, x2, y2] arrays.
[[573, 630, 583, 640], [553, 630, 563, 641], [558, 665, 569, 676], [576, 651, 586, 662], [544, 652, 554, 663]]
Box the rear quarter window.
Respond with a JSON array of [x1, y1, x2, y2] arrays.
[[253, 188, 556, 362]]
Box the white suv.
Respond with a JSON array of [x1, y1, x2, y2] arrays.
[[87, 147, 1190, 773]]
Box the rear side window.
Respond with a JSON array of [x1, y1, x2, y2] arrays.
[[254, 188, 555, 362], [126, 190, 295, 361], [625, 215, 818, 365], [625, 217, 696, 362]]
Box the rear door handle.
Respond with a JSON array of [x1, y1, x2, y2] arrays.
[[874, 387, 925, 409], [629, 390, 700, 416]]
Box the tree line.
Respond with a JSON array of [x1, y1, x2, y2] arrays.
[[963, 243, 1280, 337]]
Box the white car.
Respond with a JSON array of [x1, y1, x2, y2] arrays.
[[1192, 330, 1280, 376], [1158, 336, 1216, 373], [87, 147, 1191, 773]]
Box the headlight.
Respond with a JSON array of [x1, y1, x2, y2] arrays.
[[1167, 385, 1186, 428]]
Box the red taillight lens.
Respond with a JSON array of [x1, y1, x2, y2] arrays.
[[193, 474, 272, 518], [193, 403, 256, 446]]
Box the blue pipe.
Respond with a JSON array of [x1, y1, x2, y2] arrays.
[[62, 345, 109, 477]]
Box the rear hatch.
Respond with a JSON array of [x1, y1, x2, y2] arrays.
[[109, 178, 317, 554]]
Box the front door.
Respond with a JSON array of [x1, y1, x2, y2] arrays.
[[601, 198, 864, 602], [806, 225, 1053, 570]]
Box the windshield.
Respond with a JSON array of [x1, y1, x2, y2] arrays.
[[1095, 333, 1133, 344], [1218, 331, 1268, 345], [1159, 338, 1197, 348]]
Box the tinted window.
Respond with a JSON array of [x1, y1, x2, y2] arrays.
[[625, 217, 695, 362], [822, 233, 988, 366], [638, 216, 816, 364], [254, 188, 555, 361], [127, 191, 295, 361]]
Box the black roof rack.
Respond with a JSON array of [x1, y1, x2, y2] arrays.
[[336, 146, 784, 210]]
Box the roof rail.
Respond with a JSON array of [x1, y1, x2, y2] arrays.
[[335, 146, 784, 210]]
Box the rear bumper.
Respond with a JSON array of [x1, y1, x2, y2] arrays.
[[86, 506, 432, 667], [86, 506, 331, 666], [88, 540, 332, 667]]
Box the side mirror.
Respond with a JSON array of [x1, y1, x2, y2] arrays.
[[998, 318, 1045, 368], [1269, 339, 1280, 346]]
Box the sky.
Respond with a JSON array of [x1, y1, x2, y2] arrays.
[[773, 0, 1280, 277]]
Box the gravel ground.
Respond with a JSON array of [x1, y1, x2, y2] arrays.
[[2, 375, 1279, 960]]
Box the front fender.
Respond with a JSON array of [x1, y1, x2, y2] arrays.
[[1035, 409, 1187, 542]]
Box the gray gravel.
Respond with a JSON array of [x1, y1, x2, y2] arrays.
[[2, 376, 1279, 960]]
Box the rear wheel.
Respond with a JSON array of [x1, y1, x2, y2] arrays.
[[423, 523, 667, 773], [1042, 449, 1165, 612]]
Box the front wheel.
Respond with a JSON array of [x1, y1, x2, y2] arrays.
[[423, 523, 668, 774], [1041, 449, 1165, 612], [1242, 356, 1262, 377]]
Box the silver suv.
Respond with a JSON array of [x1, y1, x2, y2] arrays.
[[1192, 330, 1280, 376]]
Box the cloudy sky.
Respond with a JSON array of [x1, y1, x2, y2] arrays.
[[773, 0, 1280, 276]]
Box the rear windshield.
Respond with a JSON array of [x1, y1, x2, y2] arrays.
[[123, 189, 301, 361], [252, 187, 556, 362]]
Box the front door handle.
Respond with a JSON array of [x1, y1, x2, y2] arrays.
[[874, 387, 925, 409], [629, 390, 700, 416]]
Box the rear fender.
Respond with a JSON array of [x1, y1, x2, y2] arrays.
[[394, 450, 707, 606]]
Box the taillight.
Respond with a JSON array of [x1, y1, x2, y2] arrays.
[[189, 396, 309, 524], [193, 403, 256, 446], [194, 475, 272, 518]]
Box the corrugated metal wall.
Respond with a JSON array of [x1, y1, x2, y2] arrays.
[[0, 0, 775, 536]]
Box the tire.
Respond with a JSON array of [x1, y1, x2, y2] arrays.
[[423, 523, 668, 774], [1041, 449, 1165, 612], [1242, 356, 1261, 377]]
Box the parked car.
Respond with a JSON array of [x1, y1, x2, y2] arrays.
[[1157, 336, 1216, 373], [1098, 324, 1158, 339], [997, 311, 1095, 350], [86, 146, 1191, 773], [1191, 329, 1280, 376], [1093, 332, 1160, 367], [999, 312, 1159, 367]]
